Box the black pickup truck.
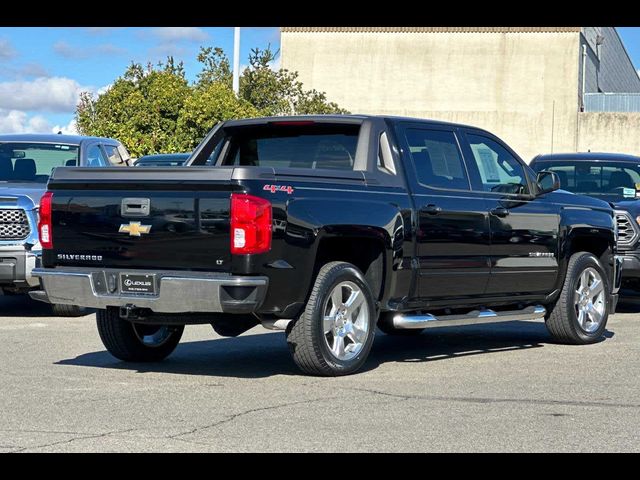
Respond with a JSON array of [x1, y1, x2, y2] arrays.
[[32, 115, 622, 376]]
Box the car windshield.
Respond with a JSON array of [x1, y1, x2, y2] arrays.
[[533, 160, 640, 201], [0, 142, 80, 183]]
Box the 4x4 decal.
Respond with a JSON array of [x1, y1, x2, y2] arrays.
[[263, 184, 294, 194]]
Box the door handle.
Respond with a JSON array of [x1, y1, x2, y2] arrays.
[[490, 207, 509, 217], [422, 204, 442, 215], [121, 198, 150, 217]]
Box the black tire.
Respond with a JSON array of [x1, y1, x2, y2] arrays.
[[545, 252, 610, 344], [377, 312, 424, 336], [51, 304, 87, 317], [286, 261, 377, 376], [96, 307, 184, 362]]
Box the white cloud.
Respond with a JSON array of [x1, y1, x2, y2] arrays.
[[0, 39, 16, 60], [18, 63, 49, 78], [96, 83, 112, 96], [0, 109, 52, 134], [149, 44, 188, 59], [52, 41, 79, 58], [149, 27, 208, 43], [51, 118, 78, 135], [53, 41, 126, 59], [0, 76, 89, 112]]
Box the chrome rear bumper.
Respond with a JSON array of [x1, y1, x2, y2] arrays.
[[30, 267, 268, 314]]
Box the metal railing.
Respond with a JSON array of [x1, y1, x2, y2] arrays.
[[584, 93, 640, 112]]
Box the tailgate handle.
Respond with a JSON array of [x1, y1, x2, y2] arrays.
[[121, 198, 150, 217]]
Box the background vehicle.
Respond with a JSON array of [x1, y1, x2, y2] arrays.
[[0, 134, 131, 316], [134, 153, 190, 167], [32, 116, 621, 374], [530, 153, 640, 292]]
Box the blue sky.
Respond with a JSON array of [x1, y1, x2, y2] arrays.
[[0, 27, 639, 135], [0, 27, 280, 134]]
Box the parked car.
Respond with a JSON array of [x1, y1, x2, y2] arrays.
[[530, 152, 640, 292], [0, 133, 131, 316], [134, 153, 191, 167], [31, 116, 621, 375]]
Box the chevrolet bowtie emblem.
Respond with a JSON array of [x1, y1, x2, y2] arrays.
[[119, 222, 151, 237]]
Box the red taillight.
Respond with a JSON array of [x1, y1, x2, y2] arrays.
[[38, 191, 54, 249], [230, 193, 272, 255]]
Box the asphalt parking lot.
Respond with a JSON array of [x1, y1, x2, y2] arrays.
[[0, 293, 638, 453]]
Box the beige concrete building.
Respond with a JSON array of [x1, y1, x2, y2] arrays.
[[280, 27, 640, 162]]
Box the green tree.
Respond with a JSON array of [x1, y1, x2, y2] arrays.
[[76, 45, 348, 157], [76, 59, 191, 157], [239, 46, 348, 116], [176, 82, 259, 150]]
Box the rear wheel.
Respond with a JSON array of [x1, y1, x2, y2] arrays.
[[286, 261, 377, 376], [96, 307, 184, 362], [545, 252, 610, 344]]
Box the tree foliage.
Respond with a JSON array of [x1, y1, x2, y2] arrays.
[[76, 46, 348, 157]]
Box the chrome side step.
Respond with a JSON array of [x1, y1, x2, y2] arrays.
[[392, 305, 547, 329]]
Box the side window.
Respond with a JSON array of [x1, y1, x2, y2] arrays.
[[116, 144, 131, 165], [103, 145, 126, 166], [467, 133, 529, 195], [86, 144, 108, 167], [404, 128, 470, 190]]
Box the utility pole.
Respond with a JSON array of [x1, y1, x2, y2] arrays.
[[233, 27, 240, 96]]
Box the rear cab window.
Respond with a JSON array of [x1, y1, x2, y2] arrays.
[[197, 123, 361, 171]]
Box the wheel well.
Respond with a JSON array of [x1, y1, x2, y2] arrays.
[[314, 237, 385, 301], [569, 235, 611, 265]]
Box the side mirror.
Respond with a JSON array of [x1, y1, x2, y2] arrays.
[[537, 171, 561, 195]]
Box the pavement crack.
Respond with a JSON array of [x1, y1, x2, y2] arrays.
[[169, 396, 339, 440], [0, 428, 96, 436], [347, 387, 640, 409], [10, 428, 137, 452]]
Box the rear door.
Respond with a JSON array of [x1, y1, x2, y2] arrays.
[[397, 123, 491, 300], [460, 129, 560, 296]]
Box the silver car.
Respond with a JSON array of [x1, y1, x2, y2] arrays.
[[0, 133, 130, 316]]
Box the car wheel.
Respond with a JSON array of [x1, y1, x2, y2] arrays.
[[545, 252, 610, 344], [96, 307, 184, 362], [286, 261, 377, 376]]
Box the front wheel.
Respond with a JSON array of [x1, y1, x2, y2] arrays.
[[545, 252, 610, 344], [96, 308, 184, 362], [286, 262, 377, 376]]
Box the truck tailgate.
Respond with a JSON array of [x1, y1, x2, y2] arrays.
[[43, 167, 244, 272]]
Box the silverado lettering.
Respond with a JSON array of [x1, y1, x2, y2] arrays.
[[57, 254, 103, 261]]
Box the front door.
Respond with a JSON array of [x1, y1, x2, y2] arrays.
[[461, 130, 560, 296], [398, 124, 491, 300]]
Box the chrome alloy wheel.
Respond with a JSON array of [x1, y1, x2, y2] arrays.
[[322, 281, 370, 361], [132, 324, 175, 347], [574, 267, 606, 333]]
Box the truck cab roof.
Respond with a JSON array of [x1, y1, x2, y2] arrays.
[[0, 133, 120, 146]]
